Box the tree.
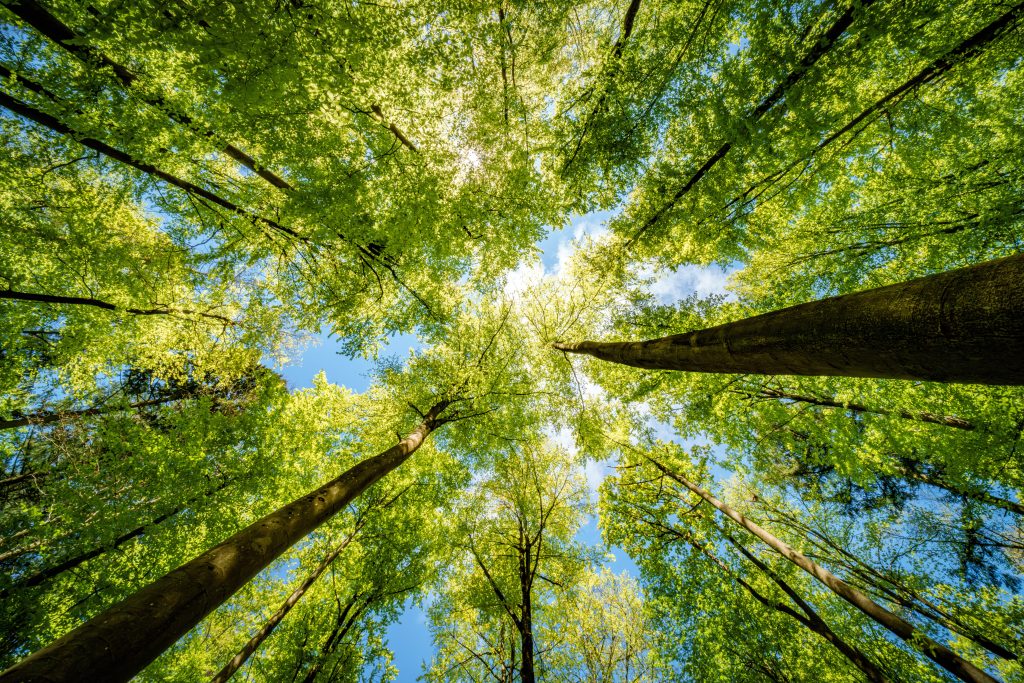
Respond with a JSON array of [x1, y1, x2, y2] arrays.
[[554, 253, 1024, 384]]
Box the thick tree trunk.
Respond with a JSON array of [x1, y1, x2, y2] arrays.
[[209, 526, 363, 683], [554, 254, 1024, 385], [4, 0, 293, 191], [0, 401, 450, 683], [651, 458, 1000, 683]]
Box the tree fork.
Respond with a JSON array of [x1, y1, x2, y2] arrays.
[[2, 0, 293, 191], [0, 401, 451, 683], [650, 457, 1001, 683], [554, 253, 1024, 385]]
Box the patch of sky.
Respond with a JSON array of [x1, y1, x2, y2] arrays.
[[275, 330, 420, 392]]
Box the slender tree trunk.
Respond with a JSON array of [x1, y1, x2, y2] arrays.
[[210, 525, 364, 683], [650, 457, 1000, 683], [518, 537, 536, 683], [554, 254, 1024, 385], [745, 386, 976, 430], [0, 393, 192, 431], [740, 1, 1024, 203], [0, 401, 450, 683], [725, 536, 889, 683], [0, 91, 300, 241], [897, 466, 1024, 517], [4, 0, 293, 191], [299, 594, 366, 683], [0, 479, 231, 599], [680, 524, 888, 682], [0, 288, 234, 325], [630, 0, 875, 242]]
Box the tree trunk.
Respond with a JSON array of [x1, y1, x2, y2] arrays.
[[0, 479, 231, 599], [735, 1, 1024, 207], [554, 254, 1024, 385], [1, 288, 233, 325], [4, 0, 293, 191], [1, 393, 192, 431], [0, 401, 450, 683], [630, 0, 875, 242], [745, 386, 975, 430], [209, 525, 364, 683], [650, 457, 1000, 683], [897, 466, 1024, 517], [0, 91, 300, 242], [679, 523, 888, 682], [725, 536, 889, 683], [518, 537, 536, 683]]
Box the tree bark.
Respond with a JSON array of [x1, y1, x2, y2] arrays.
[[745, 386, 975, 430], [554, 253, 1024, 385], [630, 0, 875, 242], [209, 523, 364, 683], [650, 457, 1000, 683], [0, 92, 300, 241], [0, 479, 231, 599], [4, 0, 293, 191], [0, 401, 450, 683], [518, 535, 536, 683]]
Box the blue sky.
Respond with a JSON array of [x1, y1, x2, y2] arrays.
[[272, 212, 732, 681]]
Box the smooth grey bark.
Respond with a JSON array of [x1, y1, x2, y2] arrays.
[[554, 254, 1024, 385], [0, 401, 450, 683]]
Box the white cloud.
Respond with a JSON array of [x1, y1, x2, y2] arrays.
[[639, 263, 737, 304]]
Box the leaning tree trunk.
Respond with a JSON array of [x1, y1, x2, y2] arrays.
[[554, 254, 1024, 385], [650, 458, 1000, 683], [209, 522, 365, 683], [0, 401, 450, 683]]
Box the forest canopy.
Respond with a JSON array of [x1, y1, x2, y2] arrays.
[[1, 0, 1023, 681]]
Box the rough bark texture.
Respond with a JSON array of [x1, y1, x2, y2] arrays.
[[0, 402, 449, 683], [554, 254, 1024, 385], [652, 459, 1000, 683]]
